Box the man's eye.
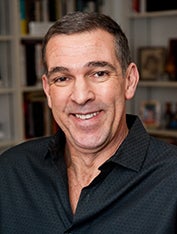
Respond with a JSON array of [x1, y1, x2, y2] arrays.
[[50, 76, 70, 86], [54, 77, 68, 82], [92, 71, 110, 80], [95, 71, 106, 76]]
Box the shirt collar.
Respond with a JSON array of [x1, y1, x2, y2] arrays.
[[47, 129, 66, 161], [105, 114, 150, 172]]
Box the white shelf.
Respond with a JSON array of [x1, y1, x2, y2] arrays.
[[138, 81, 177, 88], [0, 88, 15, 94], [129, 6, 177, 142], [129, 10, 177, 18], [20, 35, 43, 41], [0, 140, 18, 153], [22, 85, 43, 92], [0, 35, 13, 41], [0, 140, 16, 147], [148, 129, 177, 138]]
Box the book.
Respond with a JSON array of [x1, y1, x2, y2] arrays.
[[42, 0, 49, 21], [28, 21, 53, 36], [20, 44, 27, 86], [35, 43, 44, 85], [19, 0, 28, 34], [24, 92, 47, 138], [0, 1, 6, 34], [21, 40, 44, 86], [66, 0, 76, 13], [146, 0, 177, 12], [131, 0, 146, 13], [23, 42, 37, 86]]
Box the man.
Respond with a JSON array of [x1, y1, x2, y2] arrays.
[[0, 12, 177, 233]]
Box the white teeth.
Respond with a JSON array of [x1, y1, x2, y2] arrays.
[[75, 112, 99, 120]]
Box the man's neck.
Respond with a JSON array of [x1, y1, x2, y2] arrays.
[[64, 125, 129, 213], [65, 149, 102, 214]]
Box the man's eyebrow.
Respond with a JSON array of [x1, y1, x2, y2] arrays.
[[85, 61, 116, 71], [47, 61, 116, 77], [47, 66, 69, 77]]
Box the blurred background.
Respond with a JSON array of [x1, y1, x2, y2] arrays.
[[0, 0, 177, 153]]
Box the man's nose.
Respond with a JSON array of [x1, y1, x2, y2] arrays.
[[70, 77, 95, 105]]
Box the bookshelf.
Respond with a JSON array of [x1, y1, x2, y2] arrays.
[[0, 0, 105, 153], [128, 1, 177, 144], [2, 0, 177, 153], [0, 0, 23, 152]]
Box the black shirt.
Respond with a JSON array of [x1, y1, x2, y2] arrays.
[[0, 115, 177, 233]]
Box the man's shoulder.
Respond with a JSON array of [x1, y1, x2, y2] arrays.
[[148, 136, 177, 168], [0, 136, 53, 165], [150, 136, 177, 155]]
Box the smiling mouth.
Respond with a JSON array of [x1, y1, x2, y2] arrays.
[[75, 111, 100, 120]]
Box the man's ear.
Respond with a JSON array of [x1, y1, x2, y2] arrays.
[[124, 63, 139, 100], [42, 74, 52, 108]]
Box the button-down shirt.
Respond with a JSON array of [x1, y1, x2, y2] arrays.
[[0, 115, 177, 233]]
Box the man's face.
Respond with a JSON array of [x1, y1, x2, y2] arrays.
[[42, 29, 138, 153]]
